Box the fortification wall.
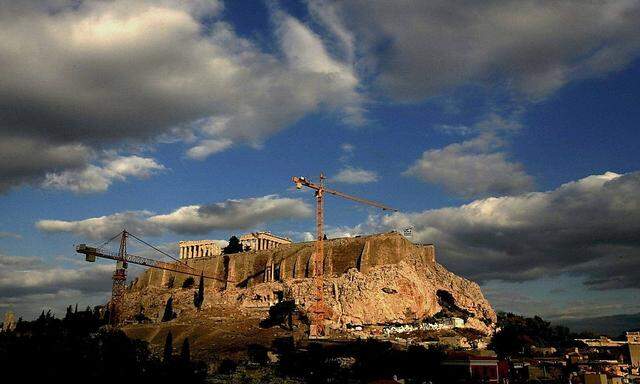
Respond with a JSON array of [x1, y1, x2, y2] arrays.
[[131, 232, 435, 291]]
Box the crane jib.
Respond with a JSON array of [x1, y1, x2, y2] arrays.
[[75, 244, 229, 282]]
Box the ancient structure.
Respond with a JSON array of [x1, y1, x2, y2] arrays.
[[128, 232, 495, 334], [239, 231, 291, 251], [179, 240, 221, 260]]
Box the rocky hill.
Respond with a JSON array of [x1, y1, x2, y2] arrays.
[[121, 232, 496, 339]]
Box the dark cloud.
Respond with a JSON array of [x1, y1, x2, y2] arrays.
[[332, 0, 640, 101], [0, 0, 362, 191], [350, 171, 640, 289], [0, 252, 113, 319]]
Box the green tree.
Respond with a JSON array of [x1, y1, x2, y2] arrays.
[[163, 331, 173, 363], [193, 272, 204, 311], [162, 296, 175, 322], [222, 236, 243, 254]]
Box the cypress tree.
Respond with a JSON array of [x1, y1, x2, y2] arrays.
[[65, 305, 73, 320], [162, 296, 175, 322], [193, 272, 204, 311], [163, 331, 173, 363], [180, 338, 190, 363]]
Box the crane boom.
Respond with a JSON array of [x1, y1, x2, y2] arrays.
[[76, 244, 228, 282], [293, 176, 397, 212], [323, 187, 397, 212]]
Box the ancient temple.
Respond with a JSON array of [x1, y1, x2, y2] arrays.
[[178, 240, 222, 260], [239, 231, 291, 251]]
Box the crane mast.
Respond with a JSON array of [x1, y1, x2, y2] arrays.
[[76, 230, 224, 325], [292, 173, 397, 337]]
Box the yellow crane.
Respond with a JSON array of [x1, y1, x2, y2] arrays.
[[292, 173, 397, 337], [76, 230, 225, 324]]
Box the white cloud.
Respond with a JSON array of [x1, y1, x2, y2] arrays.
[[42, 155, 165, 193], [186, 138, 233, 160], [405, 132, 534, 198], [332, 167, 379, 184], [149, 194, 312, 234], [340, 171, 640, 290], [37, 211, 163, 240], [37, 195, 312, 239], [405, 114, 532, 198]]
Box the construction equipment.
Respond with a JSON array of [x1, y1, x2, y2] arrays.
[[76, 230, 225, 324], [292, 173, 397, 337]]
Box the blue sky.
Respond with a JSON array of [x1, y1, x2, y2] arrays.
[[1, 0, 640, 322]]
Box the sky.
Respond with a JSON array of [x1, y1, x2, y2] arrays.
[[1, 0, 640, 323]]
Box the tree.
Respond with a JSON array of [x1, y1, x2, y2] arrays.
[[222, 236, 243, 254], [181, 338, 191, 363], [193, 272, 204, 311], [182, 277, 195, 288], [166, 275, 175, 289], [163, 331, 173, 363], [65, 305, 73, 320], [162, 296, 176, 322]]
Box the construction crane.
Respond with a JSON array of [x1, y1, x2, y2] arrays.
[[292, 173, 397, 337], [75, 230, 226, 324]]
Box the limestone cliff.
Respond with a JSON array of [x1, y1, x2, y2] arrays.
[[124, 232, 496, 335]]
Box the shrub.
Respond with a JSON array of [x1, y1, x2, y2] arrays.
[[182, 277, 195, 288]]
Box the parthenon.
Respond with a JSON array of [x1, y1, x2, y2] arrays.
[[239, 231, 291, 251], [179, 240, 221, 260]]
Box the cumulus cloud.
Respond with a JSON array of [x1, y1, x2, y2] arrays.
[[405, 132, 534, 198], [405, 114, 532, 198], [42, 155, 165, 193], [37, 211, 163, 240], [330, 0, 640, 101], [37, 195, 312, 239], [342, 171, 640, 290], [332, 167, 379, 184], [0, 253, 113, 298], [149, 195, 312, 234], [0, 0, 363, 191], [0, 137, 90, 193]]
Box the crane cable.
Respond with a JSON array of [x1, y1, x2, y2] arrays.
[[127, 232, 196, 271]]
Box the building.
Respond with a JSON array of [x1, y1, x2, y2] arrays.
[[239, 231, 291, 251], [441, 351, 500, 383], [628, 332, 640, 368], [179, 240, 221, 260]]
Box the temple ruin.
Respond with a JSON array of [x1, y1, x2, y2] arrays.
[[239, 231, 291, 251], [178, 240, 222, 260]]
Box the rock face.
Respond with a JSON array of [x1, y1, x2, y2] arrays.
[[125, 232, 496, 335]]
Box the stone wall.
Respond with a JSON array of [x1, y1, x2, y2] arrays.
[[131, 232, 435, 291]]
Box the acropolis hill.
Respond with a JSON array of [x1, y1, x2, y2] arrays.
[[123, 232, 496, 339]]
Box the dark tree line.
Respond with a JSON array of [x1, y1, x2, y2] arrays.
[[0, 307, 206, 383], [491, 312, 598, 357]]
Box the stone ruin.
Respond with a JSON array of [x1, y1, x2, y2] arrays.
[[126, 232, 496, 335]]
